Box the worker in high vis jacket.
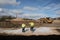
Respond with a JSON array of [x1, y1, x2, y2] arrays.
[[29, 22, 35, 31], [22, 23, 26, 32]]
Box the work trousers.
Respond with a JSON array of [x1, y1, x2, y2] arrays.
[[30, 26, 34, 31], [22, 27, 25, 32]]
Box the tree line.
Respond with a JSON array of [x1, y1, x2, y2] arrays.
[[0, 16, 16, 21]]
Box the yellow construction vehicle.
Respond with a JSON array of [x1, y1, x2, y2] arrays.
[[38, 17, 53, 23], [45, 17, 53, 23]]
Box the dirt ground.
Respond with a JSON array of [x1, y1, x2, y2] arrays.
[[39, 20, 60, 27], [0, 20, 60, 36], [0, 20, 60, 28], [0, 27, 60, 36]]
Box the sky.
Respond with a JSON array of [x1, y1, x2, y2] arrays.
[[0, 0, 60, 19]]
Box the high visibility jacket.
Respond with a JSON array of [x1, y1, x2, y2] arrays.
[[29, 22, 34, 27], [22, 24, 26, 28]]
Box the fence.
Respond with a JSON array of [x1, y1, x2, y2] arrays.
[[0, 21, 41, 28], [0, 21, 20, 28]]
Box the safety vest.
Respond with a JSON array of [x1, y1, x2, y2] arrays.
[[22, 23, 26, 28], [29, 22, 34, 27]]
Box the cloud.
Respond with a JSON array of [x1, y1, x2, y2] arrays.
[[19, 13, 47, 19], [0, 8, 23, 17], [23, 6, 39, 11], [0, 0, 21, 5], [0, 2, 60, 19], [46, 3, 60, 11], [0, 8, 2, 11], [0, 8, 47, 19], [55, 10, 60, 15], [22, 3, 56, 12], [38, 3, 60, 17], [9, 9, 23, 14], [0, 8, 10, 16], [50, 4, 60, 11], [22, 3, 60, 19]]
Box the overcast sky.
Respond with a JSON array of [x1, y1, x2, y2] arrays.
[[0, 0, 60, 19]]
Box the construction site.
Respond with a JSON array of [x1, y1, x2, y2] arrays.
[[0, 16, 60, 36], [0, 17, 59, 28]]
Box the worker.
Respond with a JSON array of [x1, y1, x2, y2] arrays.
[[29, 22, 35, 32], [22, 23, 26, 32]]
